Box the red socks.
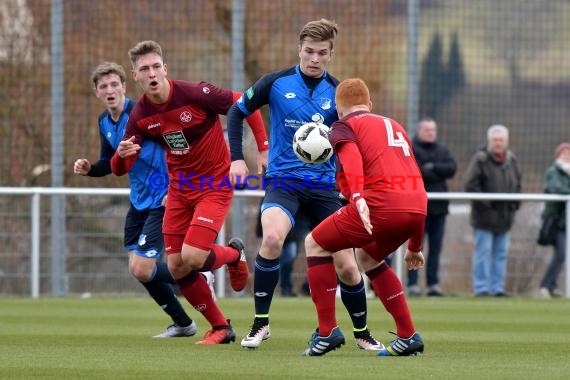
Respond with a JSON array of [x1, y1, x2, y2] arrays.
[[366, 262, 415, 338], [307, 256, 338, 337], [175, 271, 227, 328], [200, 245, 240, 272]]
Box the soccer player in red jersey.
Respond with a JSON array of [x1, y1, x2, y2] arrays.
[[111, 40, 268, 344], [303, 78, 427, 356]]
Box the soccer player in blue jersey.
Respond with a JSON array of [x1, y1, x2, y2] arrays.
[[227, 19, 382, 350], [73, 62, 201, 338]]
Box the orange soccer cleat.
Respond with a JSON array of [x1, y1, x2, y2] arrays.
[[226, 237, 249, 292], [195, 321, 236, 345]]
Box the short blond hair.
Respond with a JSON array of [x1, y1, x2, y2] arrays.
[[335, 78, 370, 109], [299, 19, 338, 50], [90, 62, 126, 87], [128, 40, 163, 68]]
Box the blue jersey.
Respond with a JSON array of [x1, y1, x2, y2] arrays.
[[236, 65, 339, 182], [97, 98, 167, 210]]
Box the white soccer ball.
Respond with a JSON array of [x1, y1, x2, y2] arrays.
[[292, 122, 333, 164]]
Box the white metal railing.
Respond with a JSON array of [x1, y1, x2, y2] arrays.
[[0, 187, 568, 298]]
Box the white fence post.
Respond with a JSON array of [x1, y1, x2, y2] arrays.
[[31, 192, 40, 299], [566, 200, 570, 299]]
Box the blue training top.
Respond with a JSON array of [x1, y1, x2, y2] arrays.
[[97, 98, 167, 210], [233, 65, 339, 182]]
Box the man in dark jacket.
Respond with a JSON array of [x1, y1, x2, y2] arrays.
[[407, 117, 456, 297], [463, 125, 522, 297]]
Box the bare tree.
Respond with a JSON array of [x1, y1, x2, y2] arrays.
[[478, 0, 562, 85]]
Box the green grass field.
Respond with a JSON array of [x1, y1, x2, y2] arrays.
[[1, 296, 569, 379]]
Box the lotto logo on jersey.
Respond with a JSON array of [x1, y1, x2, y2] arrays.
[[145, 249, 158, 258]]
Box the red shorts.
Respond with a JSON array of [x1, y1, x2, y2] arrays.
[[163, 189, 233, 254], [312, 203, 425, 262]]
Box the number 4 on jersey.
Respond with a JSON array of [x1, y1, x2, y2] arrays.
[[383, 118, 411, 156]]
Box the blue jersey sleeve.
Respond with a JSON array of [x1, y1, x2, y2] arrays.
[[237, 68, 291, 115], [87, 132, 114, 177], [227, 104, 248, 161], [98, 131, 116, 161], [87, 112, 116, 177]]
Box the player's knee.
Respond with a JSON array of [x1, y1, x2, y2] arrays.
[[355, 250, 378, 272], [167, 255, 186, 278], [129, 261, 153, 282], [180, 246, 207, 270], [334, 253, 361, 284], [304, 233, 319, 256], [337, 268, 362, 285], [261, 231, 285, 255]]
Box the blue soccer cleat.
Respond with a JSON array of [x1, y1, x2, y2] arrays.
[[377, 332, 424, 356], [302, 326, 345, 357]]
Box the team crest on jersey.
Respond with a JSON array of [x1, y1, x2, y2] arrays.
[[319, 98, 332, 110], [180, 111, 192, 123], [107, 132, 112, 138], [202, 86, 210, 94]]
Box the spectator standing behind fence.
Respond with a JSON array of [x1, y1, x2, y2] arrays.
[[73, 62, 197, 338], [538, 143, 570, 298], [407, 117, 456, 297], [463, 125, 521, 297]]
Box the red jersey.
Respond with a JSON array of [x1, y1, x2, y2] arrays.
[[329, 111, 427, 214], [116, 80, 234, 196]]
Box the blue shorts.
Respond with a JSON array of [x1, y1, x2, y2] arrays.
[[124, 204, 165, 259], [261, 177, 343, 229]]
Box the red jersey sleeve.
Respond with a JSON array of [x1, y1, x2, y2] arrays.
[[232, 91, 268, 152], [407, 223, 425, 252], [330, 121, 364, 201], [197, 82, 234, 115], [336, 141, 365, 202], [110, 152, 136, 176], [329, 120, 357, 147]]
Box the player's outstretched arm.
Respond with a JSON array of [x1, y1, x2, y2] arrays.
[[111, 136, 139, 176], [73, 158, 91, 176], [355, 197, 372, 235], [229, 160, 249, 187]]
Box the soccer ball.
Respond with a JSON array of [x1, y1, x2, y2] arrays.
[[292, 122, 333, 164]]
